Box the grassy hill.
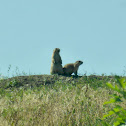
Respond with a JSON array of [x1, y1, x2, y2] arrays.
[[0, 75, 125, 126]]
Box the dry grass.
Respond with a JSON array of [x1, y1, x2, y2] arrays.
[[0, 75, 123, 126]]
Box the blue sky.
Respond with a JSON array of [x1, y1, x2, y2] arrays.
[[0, 0, 126, 77]]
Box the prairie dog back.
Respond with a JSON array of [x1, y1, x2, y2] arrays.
[[51, 48, 62, 64], [50, 48, 63, 75]]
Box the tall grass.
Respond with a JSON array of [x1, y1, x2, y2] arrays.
[[0, 76, 121, 126]]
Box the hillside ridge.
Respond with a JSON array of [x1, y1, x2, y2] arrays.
[[0, 74, 115, 89]]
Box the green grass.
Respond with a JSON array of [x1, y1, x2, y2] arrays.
[[0, 75, 125, 126]]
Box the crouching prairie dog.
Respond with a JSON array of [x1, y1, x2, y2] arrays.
[[50, 48, 64, 75], [63, 60, 83, 76]]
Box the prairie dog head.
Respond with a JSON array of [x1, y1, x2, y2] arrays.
[[53, 48, 60, 54], [75, 60, 83, 66]]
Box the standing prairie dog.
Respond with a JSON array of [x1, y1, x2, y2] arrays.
[[63, 61, 83, 76], [50, 48, 64, 75]]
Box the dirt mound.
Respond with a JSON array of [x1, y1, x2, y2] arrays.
[[0, 74, 115, 89]]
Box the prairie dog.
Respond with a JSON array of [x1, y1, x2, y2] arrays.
[[50, 48, 64, 75], [63, 60, 83, 76]]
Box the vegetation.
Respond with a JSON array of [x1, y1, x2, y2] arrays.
[[0, 74, 126, 126], [101, 76, 126, 126]]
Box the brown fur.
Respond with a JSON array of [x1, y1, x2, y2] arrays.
[[50, 48, 64, 75], [63, 60, 83, 76]]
